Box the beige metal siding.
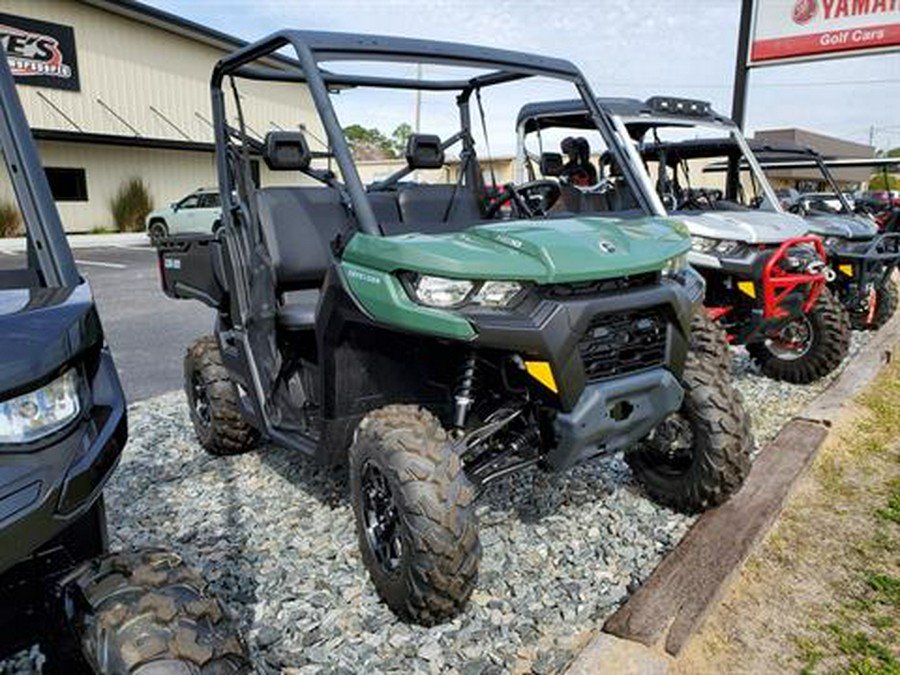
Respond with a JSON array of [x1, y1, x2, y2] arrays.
[[0, 0, 320, 143]]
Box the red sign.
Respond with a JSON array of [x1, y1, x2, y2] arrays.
[[750, 0, 900, 65]]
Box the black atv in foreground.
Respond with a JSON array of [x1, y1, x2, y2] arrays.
[[0, 57, 249, 673], [158, 31, 752, 625]]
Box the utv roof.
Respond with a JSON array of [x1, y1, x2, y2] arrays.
[[516, 96, 733, 134], [218, 30, 583, 90]]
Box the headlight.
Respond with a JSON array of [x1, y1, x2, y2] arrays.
[[662, 253, 688, 277], [823, 236, 843, 249], [0, 370, 81, 445], [471, 280, 523, 307], [690, 236, 744, 257], [412, 275, 474, 308], [408, 275, 523, 309]]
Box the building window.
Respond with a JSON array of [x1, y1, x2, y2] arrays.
[[45, 167, 88, 202]]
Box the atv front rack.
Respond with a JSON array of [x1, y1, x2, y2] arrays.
[[761, 235, 828, 320]]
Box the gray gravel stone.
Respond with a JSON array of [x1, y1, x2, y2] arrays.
[[0, 330, 870, 673]]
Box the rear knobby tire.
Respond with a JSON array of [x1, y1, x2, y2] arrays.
[[184, 335, 258, 455], [747, 287, 850, 384], [626, 330, 753, 513], [68, 549, 250, 675], [349, 405, 480, 625], [849, 277, 899, 331]]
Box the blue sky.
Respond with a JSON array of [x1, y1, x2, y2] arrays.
[[144, 0, 900, 152]]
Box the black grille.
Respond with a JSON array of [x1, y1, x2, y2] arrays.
[[579, 307, 668, 381], [540, 272, 659, 299]]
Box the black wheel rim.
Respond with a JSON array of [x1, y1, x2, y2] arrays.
[[646, 412, 695, 475], [765, 316, 813, 360], [360, 461, 403, 574], [191, 372, 211, 428]]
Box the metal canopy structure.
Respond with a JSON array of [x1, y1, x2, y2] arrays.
[[516, 97, 733, 137], [212, 30, 632, 238]]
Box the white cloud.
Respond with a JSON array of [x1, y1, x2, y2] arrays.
[[147, 0, 900, 150]]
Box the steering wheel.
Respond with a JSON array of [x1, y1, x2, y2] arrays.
[[484, 180, 561, 218], [678, 188, 722, 211]]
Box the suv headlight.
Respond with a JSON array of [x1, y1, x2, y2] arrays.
[[691, 236, 745, 257], [0, 370, 81, 445], [408, 274, 523, 309]]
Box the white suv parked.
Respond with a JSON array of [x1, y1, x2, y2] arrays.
[[146, 188, 221, 243]]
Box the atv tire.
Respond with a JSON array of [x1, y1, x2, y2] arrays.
[[184, 336, 258, 456], [849, 278, 899, 331], [691, 310, 732, 373], [747, 287, 850, 384], [626, 333, 752, 513], [349, 405, 480, 625], [68, 549, 250, 674]]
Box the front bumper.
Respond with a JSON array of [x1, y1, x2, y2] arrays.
[[828, 232, 900, 302], [0, 350, 127, 576], [466, 271, 702, 412], [549, 368, 683, 471]]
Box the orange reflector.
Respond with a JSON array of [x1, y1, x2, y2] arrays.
[[737, 280, 756, 299], [524, 360, 558, 393]]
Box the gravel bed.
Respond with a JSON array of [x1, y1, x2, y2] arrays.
[[0, 330, 871, 674]]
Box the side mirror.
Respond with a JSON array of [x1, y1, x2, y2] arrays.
[[263, 131, 311, 171], [539, 152, 563, 177], [171, 202, 179, 211]]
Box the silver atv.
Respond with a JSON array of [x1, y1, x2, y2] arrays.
[[514, 96, 851, 384]]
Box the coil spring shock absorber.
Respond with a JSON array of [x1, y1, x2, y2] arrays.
[[453, 352, 478, 429]]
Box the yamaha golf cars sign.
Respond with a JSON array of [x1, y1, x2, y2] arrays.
[[750, 0, 900, 64], [0, 13, 79, 91]]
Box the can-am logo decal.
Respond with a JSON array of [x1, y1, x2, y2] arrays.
[[598, 240, 617, 253], [792, 0, 818, 25], [0, 13, 79, 91]]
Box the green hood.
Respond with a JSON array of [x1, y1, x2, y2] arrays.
[[343, 216, 690, 284]]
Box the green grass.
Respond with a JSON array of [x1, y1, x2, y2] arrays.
[[789, 360, 900, 675], [876, 481, 900, 525]]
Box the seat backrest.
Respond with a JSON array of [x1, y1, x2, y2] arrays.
[[393, 185, 483, 235], [255, 186, 347, 290], [366, 192, 402, 231]]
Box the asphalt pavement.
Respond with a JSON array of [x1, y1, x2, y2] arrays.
[[0, 244, 215, 402]]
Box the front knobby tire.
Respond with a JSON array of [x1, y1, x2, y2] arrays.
[[184, 336, 258, 455], [627, 315, 752, 513], [68, 549, 250, 675], [850, 277, 899, 331], [349, 405, 480, 625], [747, 287, 850, 384], [690, 310, 733, 372]]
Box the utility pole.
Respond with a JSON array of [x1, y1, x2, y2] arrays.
[[869, 124, 875, 148], [731, 0, 754, 130]]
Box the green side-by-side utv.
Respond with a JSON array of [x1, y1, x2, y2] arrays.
[[158, 31, 753, 625]]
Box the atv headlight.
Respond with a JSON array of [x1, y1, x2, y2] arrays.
[[411, 275, 475, 308], [471, 280, 523, 307], [0, 370, 81, 445], [691, 236, 744, 257], [690, 235, 718, 253], [408, 275, 523, 309], [662, 253, 688, 277]]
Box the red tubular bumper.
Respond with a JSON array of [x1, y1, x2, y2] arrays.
[[761, 235, 827, 320]]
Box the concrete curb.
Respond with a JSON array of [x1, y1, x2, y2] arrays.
[[566, 313, 900, 674], [0, 232, 149, 252]]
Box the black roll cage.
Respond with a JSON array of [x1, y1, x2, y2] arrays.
[[0, 55, 78, 287], [210, 30, 655, 238]]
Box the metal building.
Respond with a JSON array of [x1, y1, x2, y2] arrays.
[[0, 0, 320, 232]]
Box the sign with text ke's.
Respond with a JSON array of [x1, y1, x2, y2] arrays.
[[750, 0, 900, 65]]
